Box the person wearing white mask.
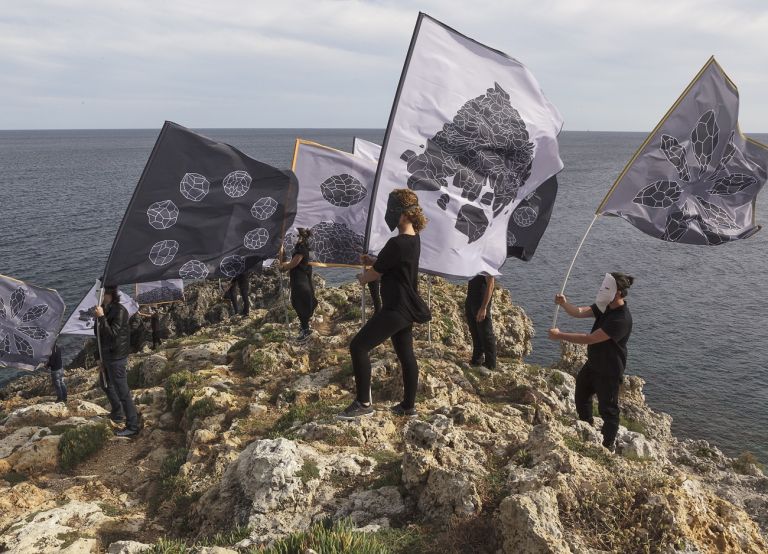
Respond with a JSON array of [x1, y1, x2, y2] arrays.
[[548, 272, 634, 451]]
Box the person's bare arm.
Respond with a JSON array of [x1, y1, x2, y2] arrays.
[[280, 254, 303, 271], [554, 294, 593, 318], [357, 268, 382, 285], [548, 327, 610, 345], [476, 276, 495, 322]]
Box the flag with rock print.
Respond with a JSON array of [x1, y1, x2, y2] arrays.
[[135, 279, 184, 305], [506, 175, 558, 261], [599, 57, 768, 245], [61, 281, 139, 336], [365, 13, 563, 278], [0, 274, 65, 370], [103, 122, 297, 286], [353, 137, 382, 162], [288, 139, 376, 266]]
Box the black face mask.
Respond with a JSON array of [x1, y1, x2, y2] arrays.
[[384, 194, 404, 231]]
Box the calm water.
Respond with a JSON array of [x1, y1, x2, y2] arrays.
[[1, 128, 766, 462]]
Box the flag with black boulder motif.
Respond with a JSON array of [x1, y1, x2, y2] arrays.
[[102, 122, 297, 286], [599, 57, 768, 245], [0, 274, 65, 370]]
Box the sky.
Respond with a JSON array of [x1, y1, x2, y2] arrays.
[[1, 0, 767, 132]]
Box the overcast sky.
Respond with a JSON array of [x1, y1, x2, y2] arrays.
[[2, 0, 767, 131]]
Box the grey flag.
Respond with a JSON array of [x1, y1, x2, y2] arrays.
[[599, 57, 768, 245], [0, 274, 65, 370], [506, 175, 558, 261]]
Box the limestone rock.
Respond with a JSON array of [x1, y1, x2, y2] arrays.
[[499, 487, 572, 554], [107, 541, 152, 554], [334, 486, 405, 526], [139, 354, 169, 385]]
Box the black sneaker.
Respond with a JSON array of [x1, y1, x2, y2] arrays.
[[115, 428, 139, 438], [470, 357, 483, 366], [336, 400, 374, 420], [390, 403, 417, 417], [603, 442, 616, 454]]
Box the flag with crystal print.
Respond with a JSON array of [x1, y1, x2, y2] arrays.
[[102, 122, 297, 286], [135, 279, 184, 305], [365, 13, 563, 278], [353, 137, 382, 162], [288, 139, 376, 267], [0, 274, 65, 370], [599, 57, 768, 245], [61, 281, 139, 336], [505, 175, 558, 261]]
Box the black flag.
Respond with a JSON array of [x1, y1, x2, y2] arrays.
[[103, 122, 297, 286], [506, 176, 558, 261]]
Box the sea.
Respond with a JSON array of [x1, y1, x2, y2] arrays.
[[1, 128, 766, 463]]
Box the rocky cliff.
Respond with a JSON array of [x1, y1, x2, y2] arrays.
[[1, 273, 766, 553]]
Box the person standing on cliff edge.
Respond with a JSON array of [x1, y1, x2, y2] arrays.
[[548, 273, 634, 451], [465, 273, 497, 370]]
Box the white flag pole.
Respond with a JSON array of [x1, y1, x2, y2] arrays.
[[361, 277, 367, 327], [552, 214, 600, 328], [94, 280, 108, 389], [427, 275, 433, 344], [276, 255, 290, 328]]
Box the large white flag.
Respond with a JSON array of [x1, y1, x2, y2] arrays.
[[353, 137, 381, 162], [365, 13, 563, 278], [287, 139, 376, 266], [60, 281, 139, 336]]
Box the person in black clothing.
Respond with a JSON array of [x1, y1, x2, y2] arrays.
[[465, 274, 497, 370], [367, 279, 382, 314], [150, 308, 162, 349], [548, 272, 634, 451], [338, 189, 431, 420], [95, 286, 140, 437], [225, 271, 251, 317], [46, 342, 67, 403], [280, 229, 317, 341]]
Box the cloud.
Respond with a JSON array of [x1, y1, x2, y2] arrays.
[[0, 0, 766, 130]]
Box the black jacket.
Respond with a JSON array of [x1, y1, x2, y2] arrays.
[[94, 302, 131, 360]]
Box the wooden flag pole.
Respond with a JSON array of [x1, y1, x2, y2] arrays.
[[552, 214, 600, 328], [427, 275, 433, 344]]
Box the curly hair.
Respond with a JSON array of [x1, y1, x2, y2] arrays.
[[611, 272, 635, 298], [391, 188, 427, 233]]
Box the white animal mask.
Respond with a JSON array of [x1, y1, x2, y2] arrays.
[[595, 273, 617, 313]]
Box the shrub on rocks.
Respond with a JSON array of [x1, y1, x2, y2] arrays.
[[251, 519, 389, 554], [59, 422, 111, 470]]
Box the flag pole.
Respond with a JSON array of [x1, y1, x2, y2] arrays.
[[361, 275, 367, 327], [276, 252, 290, 328], [427, 275, 433, 344], [552, 214, 600, 328], [94, 280, 108, 389]]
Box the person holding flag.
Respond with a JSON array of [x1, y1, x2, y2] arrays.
[[337, 189, 431, 420], [280, 228, 318, 342], [465, 274, 497, 370], [548, 273, 634, 451], [94, 286, 140, 437]]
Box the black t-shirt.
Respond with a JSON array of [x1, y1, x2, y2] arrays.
[[373, 234, 423, 321], [587, 303, 633, 376], [290, 242, 312, 281], [466, 275, 490, 306], [47, 345, 63, 372]]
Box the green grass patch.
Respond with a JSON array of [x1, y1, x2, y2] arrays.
[[165, 370, 201, 417], [620, 415, 647, 436], [324, 426, 361, 447], [368, 450, 402, 489], [549, 371, 565, 387], [97, 502, 127, 517], [563, 435, 613, 467], [268, 401, 340, 439], [297, 460, 320, 484], [186, 396, 217, 422], [56, 531, 82, 549], [370, 526, 427, 553], [249, 518, 390, 554], [1, 471, 28, 485], [147, 538, 187, 554], [514, 448, 534, 469], [228, 338, 257, 354], [59, 423, 111, 470], [244, 350, 271, 376]]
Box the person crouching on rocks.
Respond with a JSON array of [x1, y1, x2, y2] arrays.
[[548, 272, 634, 452], [337, 189, 431, 420], [95, 286, 140, 437], [280, 228, 318, 342], [465, 273, 497, 370]]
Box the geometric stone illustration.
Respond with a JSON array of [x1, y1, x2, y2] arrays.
[[437, 193, 450, 211], [178, 259, 209, 280], [480, 192, 494, 206], [401, 82, 535, 242], [512, 192, 541, 227], [10, 288, 25, 319], [709, 130, 736, 180], [661, 210, 690, 242], [223, 170, 252, 198], [455, 204, 489, 243], [694, 196, 740, 230], [135, 286, 184, 305], [220, 255, 246, 278], [507, 229, 517, 247], [21, 305, 48, 323], [690, 110, 720, 178], [243, 228, 269, 250], [319, 174, 367, 207], [309, 221, 364, 265], [13, 334, 33, 357], [707, 174, 756, 196], [251, 197, 279, 220], [148, 240, 179, 266], [0, 297, 5, 319], [0, 284, 51, 360], [17, 326, 48, 340], [632, 180, 682, 209], [0, 333, 9, 355], [660, 134, 691, 181], [146, 200, 179, 230], [180, 173, 210, 202]]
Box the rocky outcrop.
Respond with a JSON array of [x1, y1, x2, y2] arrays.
[[0, 273, 765, 553]]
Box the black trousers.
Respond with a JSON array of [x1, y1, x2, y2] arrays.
[[350, 309, 418, 409], [226, 274, 250, 315], [464, 298, 497, 369], [368, 280, 382, 314], [575, 363, 621, 447], [150, 315, 161, 349], [100, 357, 139, 431], [290, 274, 317, 330]]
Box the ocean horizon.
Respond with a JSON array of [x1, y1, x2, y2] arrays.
[[1, 128, 766, 464]]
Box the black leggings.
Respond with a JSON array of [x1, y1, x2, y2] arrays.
[[226, 274, 250, 315], [464, 298, 497, 368], [575, 364, 621, 447], [350, 309, 418, 409], [290, 274, 317, 330], [367, 280, 382, 314]]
